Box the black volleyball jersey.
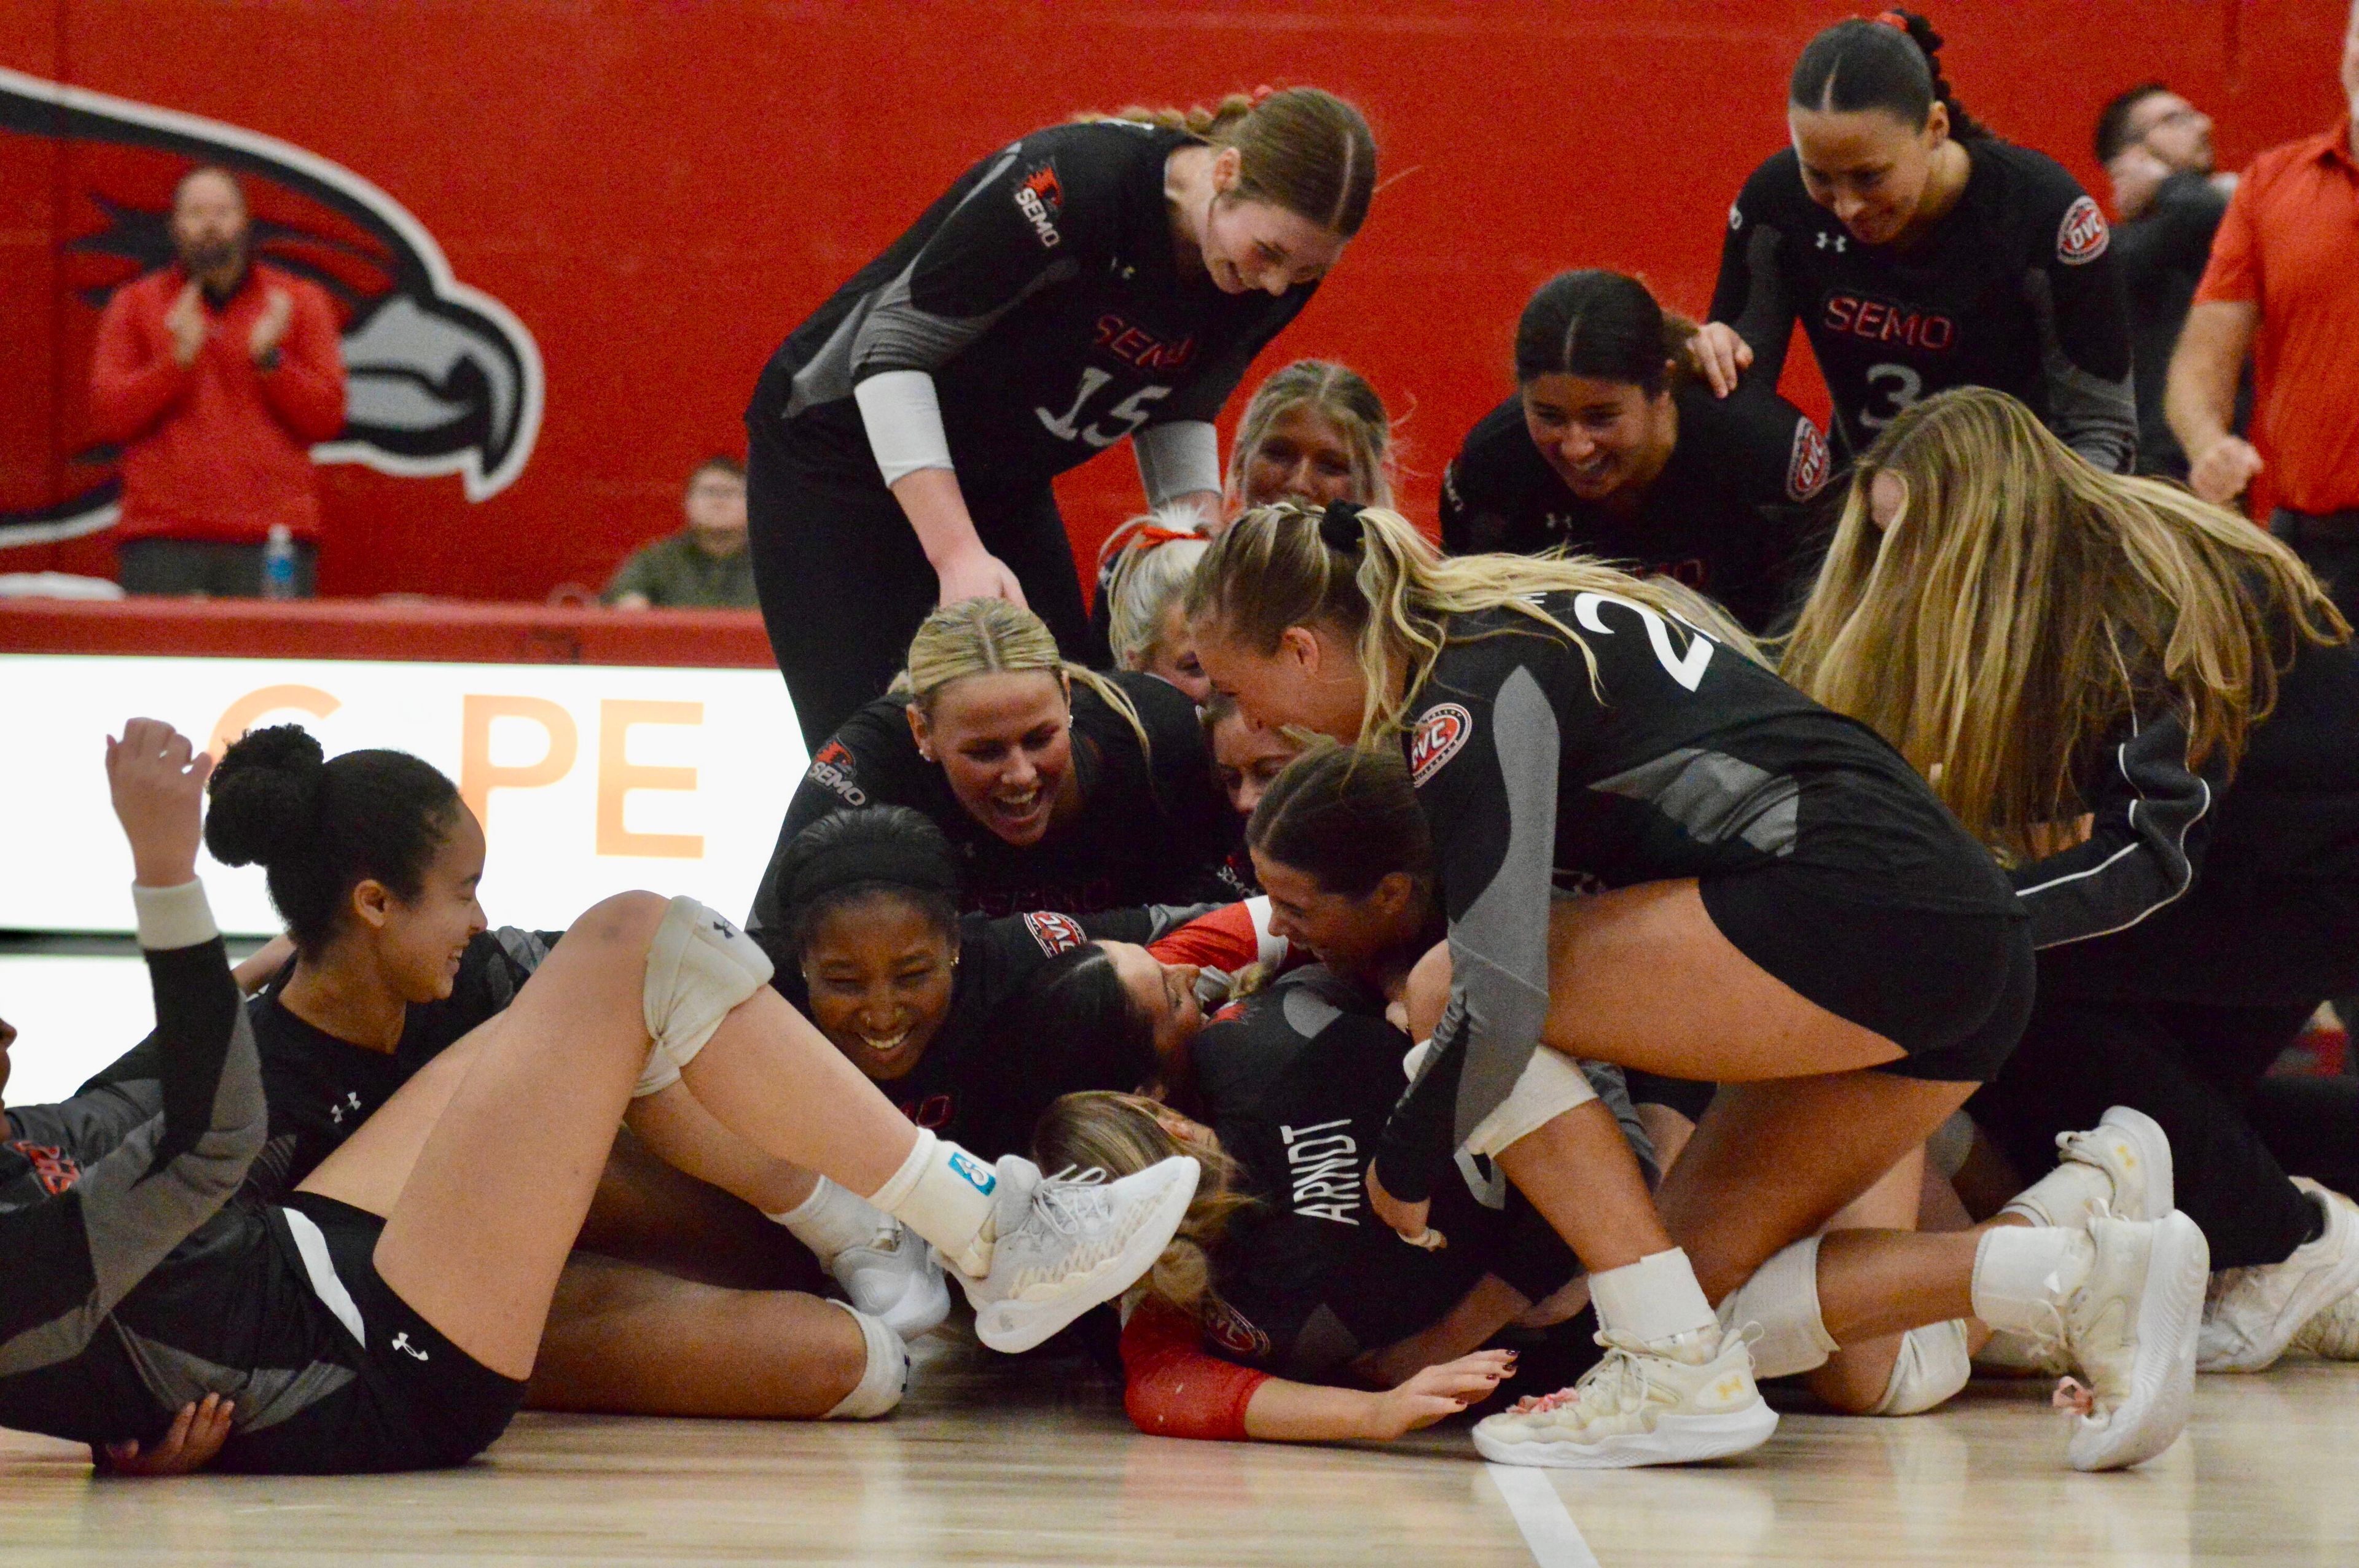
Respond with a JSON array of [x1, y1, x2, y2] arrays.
[[86, 928, 555, 1208], [1440, 384, 1833, 631], [2021, 634, 2359, 1007], [1374, 590, 2020, 1200], [751, 120, 1315, 501], [1712, 141, 2135, 471], [767, 903, 1194, 1157], [1186, 968, 1578, 1375], [0, 930, 285, 1451], [757, 670, 1238, 922]]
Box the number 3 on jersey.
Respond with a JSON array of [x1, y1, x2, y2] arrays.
[[1037, 367, 1173, 448], [1859, 362, 1923, 431]]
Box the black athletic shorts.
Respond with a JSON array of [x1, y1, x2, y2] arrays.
[[1699, 864, 2035, 1084], [221, 1194, 526, 1473]]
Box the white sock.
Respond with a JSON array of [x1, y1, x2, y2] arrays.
[[1718, 1236, 1839, 1378], [1590, 1247, 1718, 1349], [772, 1176, 887, 1262], [821, 1302, 908, 1420], [1970, 1225, 2092, 1338], [2000, 1160, 2113, 1230], [866, 1129, 999, 1265]]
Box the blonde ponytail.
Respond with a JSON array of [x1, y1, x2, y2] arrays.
[[1187, 501, 1767, 746]]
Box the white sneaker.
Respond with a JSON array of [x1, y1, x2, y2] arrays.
[[2056, 1212, 2209, 1472], [951, 1156, 1199, 1354], [828, 1219, 950, 1339], [2199, 1177, 2359, 1373], [1471, 1324, 1777, 1470], [2007, 1106, 2176, 1229], [2293, 1281, 2359, 1360]]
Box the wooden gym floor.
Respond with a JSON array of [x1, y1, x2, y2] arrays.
[[2, 1330, 2355, 1566]]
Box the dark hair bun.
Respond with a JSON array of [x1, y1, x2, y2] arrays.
[[204, 724, 326, 868]]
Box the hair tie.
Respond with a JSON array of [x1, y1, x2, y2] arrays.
[[1128, 525, 1203, 552], [1871, 9, 1910, 31], [1250, 83, 1277, 105], [1318, 500, 1365, 553]]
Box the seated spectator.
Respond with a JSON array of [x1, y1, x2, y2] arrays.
[[90, 166, 345, 598], [604, 458, 756, 609]]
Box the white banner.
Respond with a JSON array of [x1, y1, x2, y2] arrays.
[[1, 653, 805, 935]]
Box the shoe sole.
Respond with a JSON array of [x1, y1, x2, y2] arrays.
[[2099, 1106, 2175, 1222], [974, 1164, 1202, 1354], [2201, 1181, 2359, 1373], [2069, 1212, 2207, 1472], [1473, 1403, 1778, 1470]]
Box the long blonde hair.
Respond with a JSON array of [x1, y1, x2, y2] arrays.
[[1033, 1092, 1256, 1319], [1226, 360, 1396, 512], [1186, 501, 1767, 745], [896, 598, 1154, 762], [1781, 387, 2347, 863], [1094, 88, 1377, 236]]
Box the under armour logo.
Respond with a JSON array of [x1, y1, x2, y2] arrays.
[[1816, 231, 1848, 253], [329, 1090, 364, 1126], [391, 1332, 429, 1361]]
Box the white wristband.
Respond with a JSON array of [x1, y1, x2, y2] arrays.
[[1132, 419, 1221, 507], [131, 880, 218, 950], [853, 370, 955, 486]]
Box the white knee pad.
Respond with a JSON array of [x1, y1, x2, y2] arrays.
[[1717, 1236, 1839, 1379], [823, 1301, 909, 1420], [1461, 1048, 1599, 1158], [636, 897, 774, 1098], [1869, 1319, 1972, 1416]]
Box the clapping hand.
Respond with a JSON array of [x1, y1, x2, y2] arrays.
[[249, 288, 293, 363], [105, 719, 213, 889], [165, 283, 208, 369]]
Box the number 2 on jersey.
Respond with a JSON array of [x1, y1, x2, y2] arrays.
[[1858, 362, 1923, 430], [1036, 367, 1173, 448]]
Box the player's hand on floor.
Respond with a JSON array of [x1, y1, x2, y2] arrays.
[[95, 1395, 234, 1477], [1367, 1351, 1515, 1439]]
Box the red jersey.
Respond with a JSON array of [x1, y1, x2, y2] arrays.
[[88, 261, 346, 544], [2193, 119, 2359, 514]]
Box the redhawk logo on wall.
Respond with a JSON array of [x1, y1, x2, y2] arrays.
[[2056, 195, 2111, 265], [0, 68, 543, 548], [1021, 910, 1087, 956], [1407, 704, 1473, 786], [1786, 418, 1832, 502]]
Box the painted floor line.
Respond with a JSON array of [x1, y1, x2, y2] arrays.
[[1487, 1463, 1603, 1568]]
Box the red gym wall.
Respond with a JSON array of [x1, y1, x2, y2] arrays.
[[2, 1, 2348, 604]]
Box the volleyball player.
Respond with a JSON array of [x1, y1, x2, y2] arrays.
[[0, 719, 1204, 1472], [1783, 386, 2359, 1375], [1185, 501, 2207, 1470], [753, 600, 1238, 925], [1101, 517, 1213, 703], [744, 88, 1377, 749], [1443, 271, 1829, 632], [1697, 10, 2136, 472], [1227, 359, 1396, 512]]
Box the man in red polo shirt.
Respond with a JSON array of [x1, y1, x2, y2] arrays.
[[2169, 4, 2359, 616], [88, 166, 345, 598]]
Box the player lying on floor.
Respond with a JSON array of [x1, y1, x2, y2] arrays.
[[0, 718, 1194, 1474]]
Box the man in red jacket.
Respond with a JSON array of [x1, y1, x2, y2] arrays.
[[89, 166, 346, 597]]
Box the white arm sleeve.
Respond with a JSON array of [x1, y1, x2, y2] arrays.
[[1132, 419, 1221, 508], [853, 370, 956, 487]]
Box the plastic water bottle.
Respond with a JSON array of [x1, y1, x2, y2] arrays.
[[262, 524, 297, 601]]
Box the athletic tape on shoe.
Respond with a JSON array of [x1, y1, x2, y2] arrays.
[[636, 896, 775, 1098], [822, 1301, 909, 1420], [1718, 1236, 1839, 1378], [1869, 1319, 1971, 1416], [1463, 1047, 1599, 1158]]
